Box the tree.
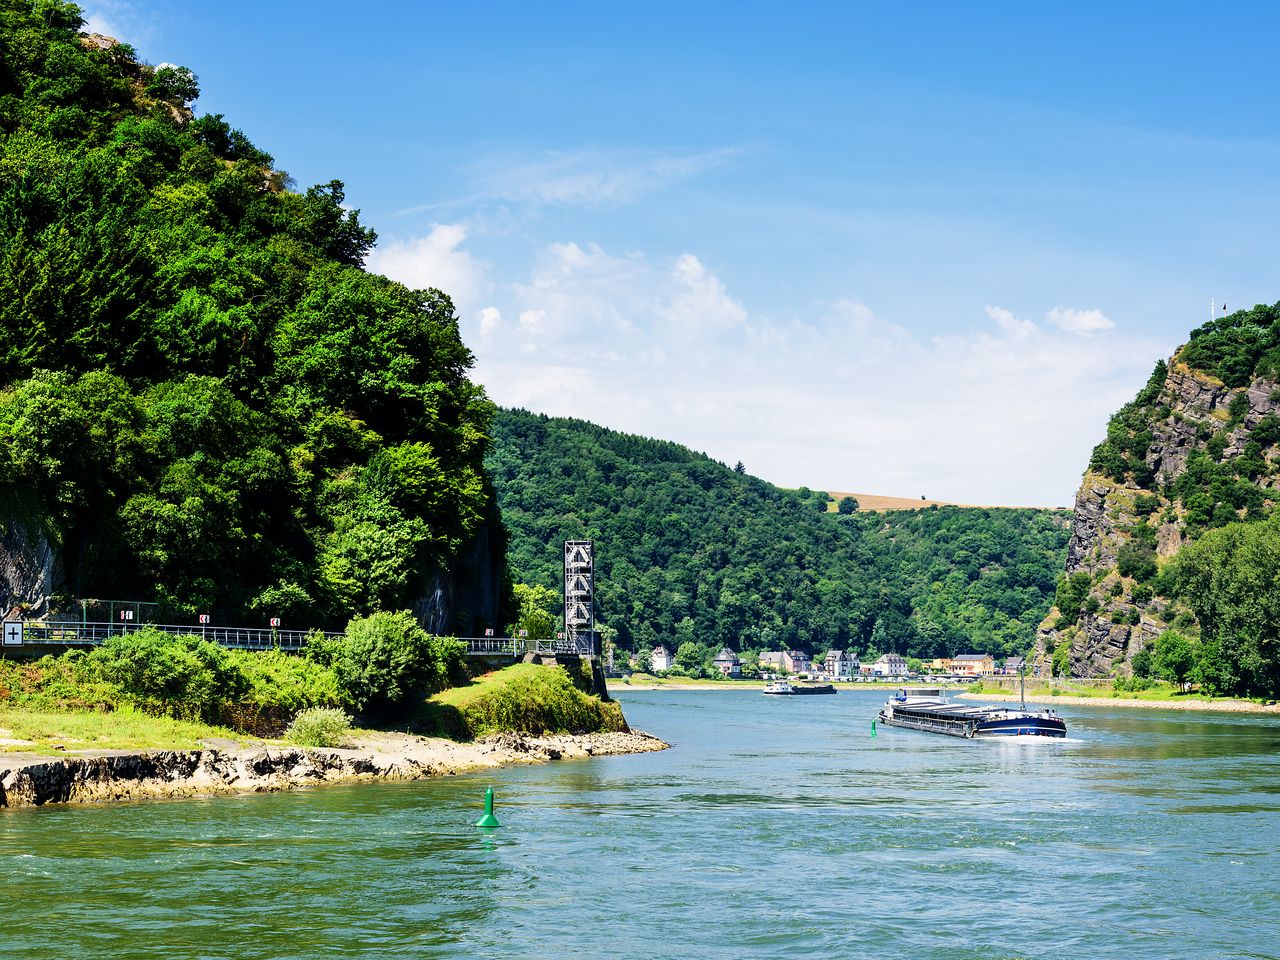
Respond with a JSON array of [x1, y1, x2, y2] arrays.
[[837, 496, 859, 514], [1152, 630, 1196, 691], [507, 583, 558, 641]]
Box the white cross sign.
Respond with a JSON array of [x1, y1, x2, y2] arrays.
[[3, 621, 22, 646]]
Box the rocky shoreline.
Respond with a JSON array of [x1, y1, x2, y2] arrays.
[[0, 729, 669, 809]]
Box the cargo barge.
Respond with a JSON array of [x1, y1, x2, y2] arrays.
[[877, 686, 1066, 738], [762, 679, 837, 695]]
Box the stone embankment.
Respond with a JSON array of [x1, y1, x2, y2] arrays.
[[0, 730, 669, 809]]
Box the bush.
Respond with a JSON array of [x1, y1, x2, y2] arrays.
[[324, 611, 464, 712], [417, 663, 627, 740], [286, 707, 353, 747], [227, 649, 345, 713], [84, 628, 246, 721]]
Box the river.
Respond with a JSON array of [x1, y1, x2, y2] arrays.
[[3, 688, 1279, 959]]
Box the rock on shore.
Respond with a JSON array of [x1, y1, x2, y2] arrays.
[[0, 730, 669, 809]]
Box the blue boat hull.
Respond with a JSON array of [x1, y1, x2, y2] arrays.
[[974, 714, 1067, 738]]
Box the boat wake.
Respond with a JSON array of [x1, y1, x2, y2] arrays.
[[986, 734, 1084, 744]]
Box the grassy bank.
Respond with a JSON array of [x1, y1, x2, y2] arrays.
[[0, 705, 240, 755], [414, 663, 627, 740]]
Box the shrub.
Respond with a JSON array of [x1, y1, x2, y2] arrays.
[[327, 611, 464, 712], [418, 663, 627, 740], [227, 649, 345, 713], [286, 707, 353, 747], [84, 628, 246, 720]]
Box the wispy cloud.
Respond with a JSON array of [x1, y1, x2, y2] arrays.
[[394, 145, 744, 216]]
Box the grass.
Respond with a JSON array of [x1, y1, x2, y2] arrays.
[[0, 704, 240, 756], [413, 663, 628, 740]]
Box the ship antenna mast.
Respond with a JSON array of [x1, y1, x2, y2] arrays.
[[1020, 661, 1027, 711]]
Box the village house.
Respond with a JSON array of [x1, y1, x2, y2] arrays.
[[651, 644, 674, 672], [757, 650, 785, 673], [873, 652, 909, 677], [782, 649, 812, 674], [928, 657, 953, 673], [1003, 656, 1025, 675], [713, 647, 742, 678], [951, 653, 996, 676], [824, 648, 859, 680]]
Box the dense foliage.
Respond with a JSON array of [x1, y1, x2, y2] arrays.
[[0, 2, 494, 626], [1166, 514, 1280, 697], [0, 611, 460, 726], [488, 408, 1070, 662]]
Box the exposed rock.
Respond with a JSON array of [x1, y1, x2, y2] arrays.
[[0, 520, 63, 618], [1036, 356, 1280, 677], [0, 729, 670, 809]]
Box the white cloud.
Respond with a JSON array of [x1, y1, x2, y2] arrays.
[[464, 240, 1171, 506], [1046, 306, 1115, 336], [477, 306, 502, 338], [365, 224, 488, 313], [985, 304, 1038, 340]]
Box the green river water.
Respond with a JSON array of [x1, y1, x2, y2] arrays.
[[2, 688, 1279, 959]]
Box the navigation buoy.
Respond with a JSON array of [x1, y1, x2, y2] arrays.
[[871, 719, 877, 738], [475, 786, 501, 828]]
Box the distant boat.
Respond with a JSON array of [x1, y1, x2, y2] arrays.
[[877, 686, 1065, 738], [763, 679, 837, 696]]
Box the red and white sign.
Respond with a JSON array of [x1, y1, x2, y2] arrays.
[[518, 630, 528, 637], [269, 617, 281, 627], [198, 614, 210, 624], [556, 631, 564, 639], [484, 628, 494, 637], [119, 610, 133, 621]]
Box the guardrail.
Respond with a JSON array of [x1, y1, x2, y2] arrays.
[[2, 622, 598, 658], [8, 621, 342, 651], [461, 636, 595, 657]]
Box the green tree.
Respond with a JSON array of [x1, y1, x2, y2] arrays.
[[1151, 630, 1196, 690], [508, 583, 558, 641], [837, 496, 859, 514]]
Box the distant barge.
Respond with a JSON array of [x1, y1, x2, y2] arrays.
[[762, 679, 837, 696], [878, 686, 1066, 738]]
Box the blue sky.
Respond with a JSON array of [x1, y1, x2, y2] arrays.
[[83, 2, 1280, 505]]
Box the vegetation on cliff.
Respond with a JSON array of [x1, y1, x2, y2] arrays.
[[489, 408, 1069, 664], [1044, 302, 1280, 697], [0, 1, 496, 627]]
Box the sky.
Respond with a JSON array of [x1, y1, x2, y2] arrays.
[[80, 2, 1280, 506]]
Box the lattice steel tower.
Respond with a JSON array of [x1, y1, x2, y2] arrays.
[[563, 540, 596, 656]]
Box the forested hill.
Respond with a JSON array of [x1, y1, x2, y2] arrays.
[[489, 408, 1070, 661], [0, 3, 501, 630], [1036, 301, 1280, 697]]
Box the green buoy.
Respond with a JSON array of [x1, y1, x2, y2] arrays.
[[475, 786, 501, 828], [871, 719, 877, 738]]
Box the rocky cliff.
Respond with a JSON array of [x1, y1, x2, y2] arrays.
[[1035, 303, 1280, 676]]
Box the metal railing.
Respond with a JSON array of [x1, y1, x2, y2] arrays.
[[4, 622, 596, 658], [460, 636, 595, 657], [14, 621, 343, 651]]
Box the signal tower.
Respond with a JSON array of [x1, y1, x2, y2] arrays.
[[563, 540, 596, 656]]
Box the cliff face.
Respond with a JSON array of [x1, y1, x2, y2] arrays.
[[1035, 346, 1280, 676], [0, 520, 63, 618]]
